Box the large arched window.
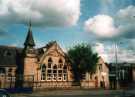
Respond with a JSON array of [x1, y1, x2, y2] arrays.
[[41, 64, 46, 80], [48, 57, 53, 68]]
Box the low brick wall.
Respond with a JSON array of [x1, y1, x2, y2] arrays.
[[81, 81, 96, 88], [33, 81, 96, 90], [33, 81, 72, 89]]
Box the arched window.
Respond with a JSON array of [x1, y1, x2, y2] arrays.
[[41, 64, 46, 80], [59, 59, 63, 63], [48, 57, 53, 68], [58, 59, 63, 68]]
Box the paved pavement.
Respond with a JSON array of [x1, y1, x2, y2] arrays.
[[11, 89, 135, 97]]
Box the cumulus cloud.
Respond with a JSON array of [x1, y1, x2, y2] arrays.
[[116, 5, 135, 24], [0, 0, 80, 27], [116, 5, 135, 39], [93, 42, 135, 63], [93, 42, 110, 62], [85, 5, 135, 40], [85, 5, 135, 63], [84, 15, 118, 38]]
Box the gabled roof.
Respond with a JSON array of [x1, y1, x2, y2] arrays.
[[37, 41, 68, 63], [37, 41, 57, 57]]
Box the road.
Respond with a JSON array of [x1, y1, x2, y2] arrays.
[[13, 95, 122, 97], [11, 89, 135, 97]]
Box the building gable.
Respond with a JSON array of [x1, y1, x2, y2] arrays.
[[38, 41, 65, 64]]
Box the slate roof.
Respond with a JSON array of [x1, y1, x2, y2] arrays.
[[0, 41, 70, 67], [24, 23, 35, 47], [0, 45, 22, 67]]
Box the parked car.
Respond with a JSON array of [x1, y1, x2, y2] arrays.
[[0, 89, 11, 97]]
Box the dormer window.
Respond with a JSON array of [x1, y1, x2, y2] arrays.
[[4, 50, 11, 56]]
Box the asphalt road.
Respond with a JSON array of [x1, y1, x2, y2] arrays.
[[12, 95, 128, 97], [12, 89, 135, 97]]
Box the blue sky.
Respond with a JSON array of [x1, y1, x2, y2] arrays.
[[0, 0, 135, 62]]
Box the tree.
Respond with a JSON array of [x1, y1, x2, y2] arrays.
[[68, 43, 99, 82]]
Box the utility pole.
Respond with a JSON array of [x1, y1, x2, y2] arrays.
[[114, 41, 119, 89]]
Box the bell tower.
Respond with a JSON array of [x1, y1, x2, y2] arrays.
[[23, 22, 38, 81], [24, 21, 35, 53]]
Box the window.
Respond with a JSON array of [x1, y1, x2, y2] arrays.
[[0, 68, 5, 74], [53, 65, 57, 69], [48, 57, 53, 68], [58, 59, 63, 68], [82, 73, 86, 80], [99, 64, 103, 72], [63, 74, 67, 80], [53, 70, 57, 73], [63, 65, 67, 69], [63, 65, 67, 73], [47, 69, 52, 81], [8, 68, 12, 72], [58, 70, 62, 73], [7, 68, 13, 77], [41, 64, 46, 80]]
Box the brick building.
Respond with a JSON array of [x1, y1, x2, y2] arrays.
[[0, 24, 109, 89]]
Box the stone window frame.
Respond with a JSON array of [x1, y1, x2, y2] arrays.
[[48, 57, 53, 68], [41, 64, 46, 80], [40, 58, 69, 81], [58, 58, 63, 68]]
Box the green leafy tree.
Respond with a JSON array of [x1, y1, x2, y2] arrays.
[[68, 43, 99, 82]]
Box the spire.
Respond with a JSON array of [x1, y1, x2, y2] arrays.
[[24, 21, 35, 47]]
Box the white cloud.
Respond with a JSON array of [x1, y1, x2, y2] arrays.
[[84, 15, 118, 38], [0, 0, 80, 27], [85, 5, 135, 63], [84, 5, 135, 40], [116, 5, 135, 24], [93, 42, 109, 62], [116, 47, 135, 63], [93, 42, 135, 63], [116, 5, 135, 38]]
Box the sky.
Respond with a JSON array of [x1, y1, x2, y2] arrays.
[[0, 0, 135, 63]]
